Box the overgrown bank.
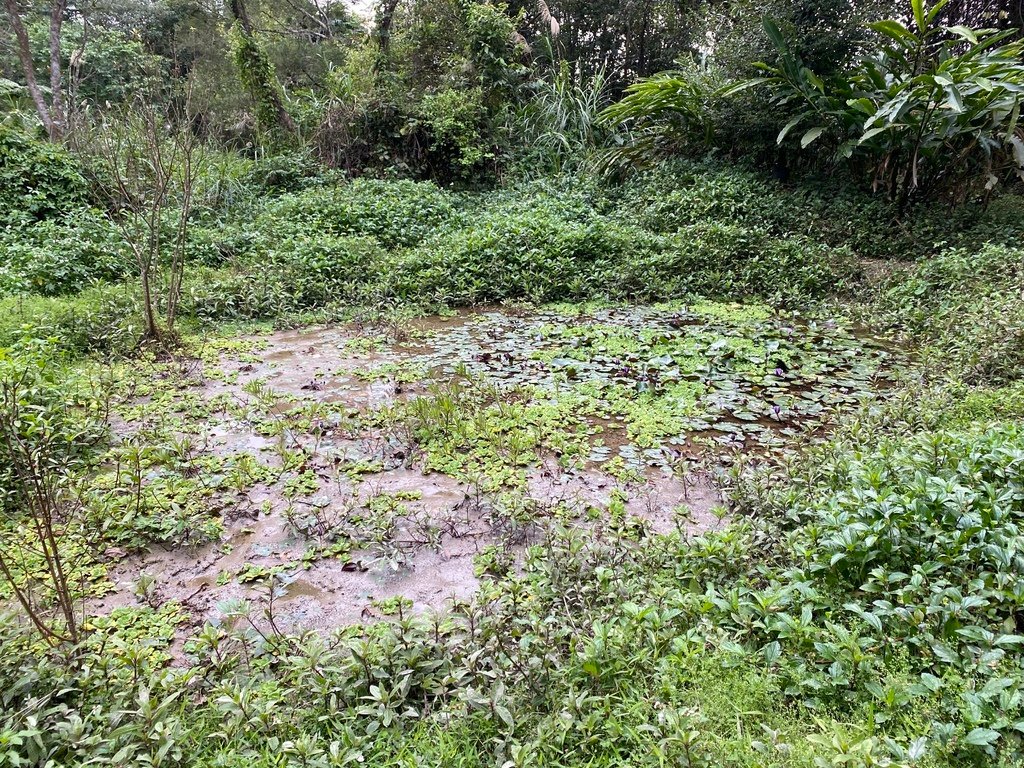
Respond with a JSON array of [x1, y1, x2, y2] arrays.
[[3, 146, 1024, 357]]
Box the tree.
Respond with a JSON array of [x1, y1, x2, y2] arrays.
[[228, 0, 297, 136], [757, 0, 1024, 205], [510, 0, 700, 91], [81, 94, 203, 343], [375, 0, 401, 66], [2, 0, 69, 139]]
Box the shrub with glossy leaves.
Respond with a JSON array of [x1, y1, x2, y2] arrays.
[[757, 0, 1024, 205], [0, 286, 141, 355]]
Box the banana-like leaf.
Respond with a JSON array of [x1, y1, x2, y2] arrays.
[[847, 98, 877, 115], [599, 0, 1024, 190], [801, 127, 825, 148], [860, 126, 890, 144], [720, 79, 764, 97], [925, 0, 952, 24], [804, 69, 826, 93], [942, 85, 965, 113], [911, 0, 926, 34], [870, 20, 918, 44], [763, 19, 785, 52], [944, 25, 978, 44], [1010, 135, 1024, 167], [777, 115, 804, 144]]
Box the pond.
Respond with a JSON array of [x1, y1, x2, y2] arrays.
[[90, 300, 893, 638]]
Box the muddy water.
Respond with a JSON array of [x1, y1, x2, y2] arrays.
[[96, 304, 887, 637]]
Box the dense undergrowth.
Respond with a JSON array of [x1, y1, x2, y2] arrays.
[[3, 137, 1024, 767], [4, 142, 1024, 358]]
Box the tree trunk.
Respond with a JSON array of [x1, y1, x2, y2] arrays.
[[228, 0, 297, 134], [140, 267, 161, 342], [48, 0, 67, 136], [229, 0, 254, 38], [2, 0, 60, 138], [375, 0, 401, 68]]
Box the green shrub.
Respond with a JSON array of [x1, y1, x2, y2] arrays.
[[957, 193, 1024, 249], [182, 224, 235, 267], [0, 286, 141, 355], [614, 159, 973, 260], [0, 211, 132, 296], [178, 266, 289, 320], [0, 128, 89, 225], [268, 235, 384, 305], [465, 176, 615, 222], [737, 424, 1024, 759], [255, 178, 457, 249], [393, 210, 658, 303], [789, 425, 1024, 587], [181, 235, 386, 319], [418, 87, 495, 177], [396, 204, 860, 306], [881, 243, 1024, 383], [943, 382, 1024, 427], [241, 151, 322, 194], [621, 223, 862, 303]]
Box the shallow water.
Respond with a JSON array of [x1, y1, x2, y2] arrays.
[[92, 301, 890, 639]]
